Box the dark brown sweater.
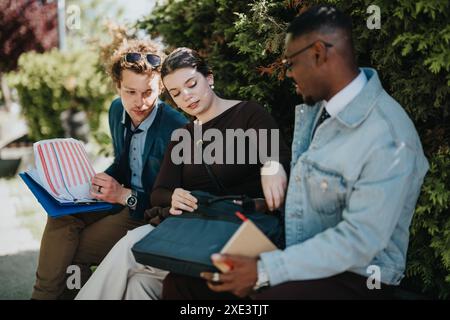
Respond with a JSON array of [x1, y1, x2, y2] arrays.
[[150, 101, 291, 207]]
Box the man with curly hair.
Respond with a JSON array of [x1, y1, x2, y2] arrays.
[[31, 39, 187, 300]]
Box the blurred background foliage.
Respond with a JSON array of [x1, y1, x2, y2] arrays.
[[7, 48, 111, 140], [138, 0, 449, 298], [0, 0, 58, 112], [4, 0, 132, 155]]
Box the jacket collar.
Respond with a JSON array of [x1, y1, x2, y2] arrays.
[[334, 68, 383, 128], [325, 69, 367, 117], [141, 101, 165, 164], [117, 99, 165, 169]]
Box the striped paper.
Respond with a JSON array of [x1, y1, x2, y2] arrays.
[[33, 138, 97, 202]]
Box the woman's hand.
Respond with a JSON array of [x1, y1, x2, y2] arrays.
[[261, 161, 288, 211], [170, 188, 198, 215]]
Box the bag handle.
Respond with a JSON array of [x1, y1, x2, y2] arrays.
[[206, 194, 246, 204], [203, 160, 228, 194], [196, 138, 229, 194], [199, 141, 267, 213], [205, 194, 257, 212]]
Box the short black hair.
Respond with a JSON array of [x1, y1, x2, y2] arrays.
[[287, 5, 353, 40], [161, 47, 211, 79]]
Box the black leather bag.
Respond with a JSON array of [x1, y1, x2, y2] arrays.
[[132, 190, 284, 278]]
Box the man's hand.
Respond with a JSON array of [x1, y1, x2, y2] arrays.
[[261, 161, 288, 211], [200, 254, 258, 298], [90, 172, 129, 204]]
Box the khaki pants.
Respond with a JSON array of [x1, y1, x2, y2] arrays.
[[31, 207, 145, 300]]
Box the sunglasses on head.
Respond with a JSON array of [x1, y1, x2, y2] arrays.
[[124, 53, 161, 68]]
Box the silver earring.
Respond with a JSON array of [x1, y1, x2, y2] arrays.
[[210, 84, 215, 89]]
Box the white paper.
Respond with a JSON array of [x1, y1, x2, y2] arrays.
[[32, 138, 98, 203]]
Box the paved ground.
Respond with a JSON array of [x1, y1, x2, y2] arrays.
[[0, 151, 113, 300], [0, 177, 45, 300], [0, 250, 39, 300]]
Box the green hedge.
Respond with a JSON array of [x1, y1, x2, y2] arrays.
[[8, 48, 113, 141], [139, 0, 450, 298]]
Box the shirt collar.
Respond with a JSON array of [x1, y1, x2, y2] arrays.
[[121, 101, 160, 132], [324, 69, 367, 118]]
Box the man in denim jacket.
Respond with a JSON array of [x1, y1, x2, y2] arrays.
[[198, 5, 429, 299]]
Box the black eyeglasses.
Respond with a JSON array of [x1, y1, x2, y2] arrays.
[[282, 40, 333, 71], [123, 53, 162, 68]]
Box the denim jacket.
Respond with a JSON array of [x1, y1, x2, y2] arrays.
[[260, 68, 429, 286]]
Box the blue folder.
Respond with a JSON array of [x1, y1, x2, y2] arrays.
[[19, 172, 114, 217]]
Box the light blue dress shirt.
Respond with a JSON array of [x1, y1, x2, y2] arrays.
[[121, 104, 159, 192]]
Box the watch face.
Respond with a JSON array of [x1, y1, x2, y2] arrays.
[[127, 196, 137, 206]]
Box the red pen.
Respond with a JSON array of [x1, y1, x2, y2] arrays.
[[235, 211, 248, 221]]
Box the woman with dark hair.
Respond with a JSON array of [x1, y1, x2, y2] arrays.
[[76, 47, 290, 300]]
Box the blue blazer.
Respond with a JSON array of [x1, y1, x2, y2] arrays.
[[105, 98, 188, 219]]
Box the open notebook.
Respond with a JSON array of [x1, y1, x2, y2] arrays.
[[213, 212, 278, 273], [28, 138, 99, 204]]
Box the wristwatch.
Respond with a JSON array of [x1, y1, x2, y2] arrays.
[[253, 260, 270, 291], [125, 189, 138, 210]]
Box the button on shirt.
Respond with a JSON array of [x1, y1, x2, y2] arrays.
[[121, 104, 159, 192]]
